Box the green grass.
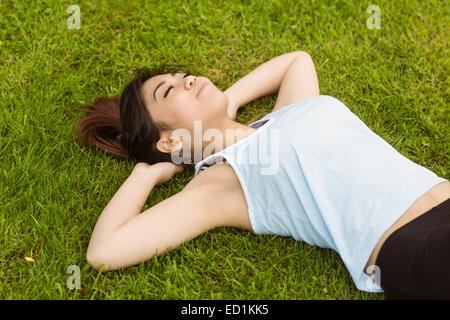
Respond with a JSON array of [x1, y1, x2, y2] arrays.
[[1, 0, 448, 300]]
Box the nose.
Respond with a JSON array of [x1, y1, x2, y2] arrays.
[[185, 75, 197, 89]]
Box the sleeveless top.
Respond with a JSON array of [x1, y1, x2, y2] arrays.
[[193, 95, 448, 292]]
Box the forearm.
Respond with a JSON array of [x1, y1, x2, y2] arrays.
[[88, 167, 158, 244], [224, 51, 302, 110]]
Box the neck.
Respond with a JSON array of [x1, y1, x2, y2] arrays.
[[196, 116, 257, 161]]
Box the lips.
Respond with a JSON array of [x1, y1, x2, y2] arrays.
[[196, 82, 208, 97]]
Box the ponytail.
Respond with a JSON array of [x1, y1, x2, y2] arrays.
[[75, 96, 128, 160]]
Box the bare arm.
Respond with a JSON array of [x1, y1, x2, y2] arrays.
[[86, 163, 222, 271], [224, 51, 319, 119], [272, 51, 319, 112]]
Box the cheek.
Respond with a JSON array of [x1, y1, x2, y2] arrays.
[[170, 102, 195, 124]]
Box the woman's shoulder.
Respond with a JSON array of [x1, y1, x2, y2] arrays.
[[184, 163, 240, 192], [183, 163, 253, 231]]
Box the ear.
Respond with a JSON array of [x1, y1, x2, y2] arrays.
[[156, 136, 183, 154]]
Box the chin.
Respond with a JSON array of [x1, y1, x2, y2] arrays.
[[201, 91, 228, 116]]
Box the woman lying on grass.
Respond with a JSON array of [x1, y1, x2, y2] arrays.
[[76, 51, 450, 299]]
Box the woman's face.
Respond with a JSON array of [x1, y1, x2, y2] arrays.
[[141, 72, 228, 135]]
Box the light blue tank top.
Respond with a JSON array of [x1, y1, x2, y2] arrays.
[[193, 95, 448, 292]]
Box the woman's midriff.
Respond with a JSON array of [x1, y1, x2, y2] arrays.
[[364, 181, 450, 274]]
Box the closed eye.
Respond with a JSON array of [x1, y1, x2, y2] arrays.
[[164, 73, 191, 97]]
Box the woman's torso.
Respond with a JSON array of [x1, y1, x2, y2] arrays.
[[189, 154, 450, 275], [187, 95, 449, 290]]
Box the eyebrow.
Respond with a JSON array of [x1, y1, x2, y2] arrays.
[[153, 72, 177, 102]]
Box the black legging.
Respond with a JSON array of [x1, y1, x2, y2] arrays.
[[375, 197, 450, 299]]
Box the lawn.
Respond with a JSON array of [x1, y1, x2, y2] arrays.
[[0, 0, 448, 300]]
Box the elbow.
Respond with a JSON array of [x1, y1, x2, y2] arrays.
[[86, 249, 104, 272], [295, 51, 314, 65], [296, 50, 312, 59], [86, 245, 114, 272]]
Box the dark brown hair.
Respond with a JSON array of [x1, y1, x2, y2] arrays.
[[75, 64, 195, 172]]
